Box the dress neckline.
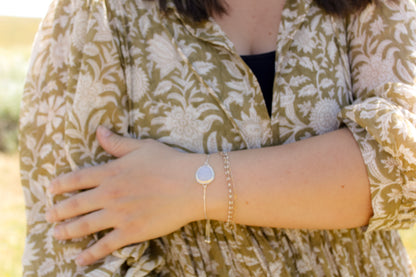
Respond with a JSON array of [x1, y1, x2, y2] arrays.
[[240, 50, 276, 60]]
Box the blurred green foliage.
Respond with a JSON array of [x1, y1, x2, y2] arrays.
[[0, 48, 28, 152], [0, 16, 40, 153]]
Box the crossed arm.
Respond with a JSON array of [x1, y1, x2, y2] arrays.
[[45, 126, 372, 266]]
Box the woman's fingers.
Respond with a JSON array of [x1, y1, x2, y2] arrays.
[[76, 230, 126, 266], [52, 209, 114, 240], [49, 163, 114, 194], [46, 188, 104, 222]]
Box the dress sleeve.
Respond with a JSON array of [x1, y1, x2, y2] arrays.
[[19, 0, 164, 275], [340, 0, 416, 232]]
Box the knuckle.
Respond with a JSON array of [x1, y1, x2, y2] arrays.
[[109, 187, 123, 199], [79, 220, 91, 234], [121, 213, 144, 231], [107, 164, 122, 176], [124, 220, 140, 233], [55, 224, 69, 239], [98, 240, 113, 255], [68, 198, 80, 210], [61, 226, 69, 238], [82, 249, 97, 263], [118, 229, 132, 242], [101, 184, 123, 201], [72, 171, 84, 185]]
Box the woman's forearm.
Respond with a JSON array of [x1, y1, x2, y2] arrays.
[[46, 127, 373, 265], [188, 128, 373, 229]]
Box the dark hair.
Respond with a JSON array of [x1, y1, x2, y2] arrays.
[[314, 0, 375, 17], [153, 0, 375, 22]]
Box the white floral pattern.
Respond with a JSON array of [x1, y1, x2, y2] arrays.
[[19, 0, 416, 275], [309, 98, 341, 134]]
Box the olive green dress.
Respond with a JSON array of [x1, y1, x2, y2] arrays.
[[19, 0, 416, 275]]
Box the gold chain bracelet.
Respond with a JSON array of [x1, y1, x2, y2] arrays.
[[221, 151, 235, 228]]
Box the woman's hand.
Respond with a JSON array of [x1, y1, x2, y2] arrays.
[[45, 126, 203, 266]]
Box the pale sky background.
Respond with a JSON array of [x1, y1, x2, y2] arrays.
[[0, 0, 52, 18]]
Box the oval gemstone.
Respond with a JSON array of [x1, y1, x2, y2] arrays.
[[196, 165, 215, 185]]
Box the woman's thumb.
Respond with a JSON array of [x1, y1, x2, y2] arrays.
[[96, 126, 140, 157]]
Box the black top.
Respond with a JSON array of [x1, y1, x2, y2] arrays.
[[241, 51, 276, 117]]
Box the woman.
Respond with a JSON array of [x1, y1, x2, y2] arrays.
[[20, 0, 416, 275]]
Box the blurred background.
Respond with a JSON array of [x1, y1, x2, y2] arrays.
[[0, 1, 415, 276], [1, 1, 51, 276]]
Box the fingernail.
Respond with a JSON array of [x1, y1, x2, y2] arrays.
[[48, 184, 56, 194], [45, 210, 53, 222], [98, 126, 112, 137], [54, 226, 62, 238], [76, 255, 86, 266], [49, 178, 60, 194]]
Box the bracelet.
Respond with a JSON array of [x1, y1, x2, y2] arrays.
[[195, 155, 215, 243], [221, 151, 235, 228]]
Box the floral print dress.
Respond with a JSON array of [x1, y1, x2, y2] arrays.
[[19, 0, 416, 275]]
